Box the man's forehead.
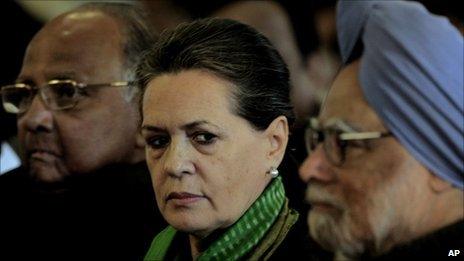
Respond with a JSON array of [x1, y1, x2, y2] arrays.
[[319, 60, 386, 131], [45, 10, 121, 39], [28, 11, 121, 61], [18, 10, 124, 82]]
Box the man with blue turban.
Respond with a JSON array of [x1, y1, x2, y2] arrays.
[[299, 0, 463, 259]]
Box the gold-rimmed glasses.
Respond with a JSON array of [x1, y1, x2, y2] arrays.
[[1, 79, 133, 114], [304, 118, 392, 166]]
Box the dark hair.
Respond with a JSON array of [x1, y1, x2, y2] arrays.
[[77, 3, 157, 78], [136, 18, 295, 130]]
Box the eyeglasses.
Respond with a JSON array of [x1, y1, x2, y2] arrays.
[[1, 79, 133, 114], [304, 118, 392, 166]]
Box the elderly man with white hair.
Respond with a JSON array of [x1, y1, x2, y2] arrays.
[[299, 0, 463, 259]]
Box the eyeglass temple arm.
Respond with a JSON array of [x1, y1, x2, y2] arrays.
[[78, 81, 134, 88], [339, 131, 392, 141]]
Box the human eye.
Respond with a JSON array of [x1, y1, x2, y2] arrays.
[[48, 81, 81, 99], [340, 136, 371, 156], [192, 132, 217, 145], [2, 85, 33, 114], [146, 135, 170, 149], [344, 139, 368, 149]]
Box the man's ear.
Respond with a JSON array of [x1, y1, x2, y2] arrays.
[[428, 172, 453, 193], [264, 116, 289, 166]]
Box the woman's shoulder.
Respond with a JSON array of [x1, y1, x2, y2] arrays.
[[144, 226, 178, 261], [246, 200, 299, 260], [250, 202, 332, 261], [269, 214, 332, 261]]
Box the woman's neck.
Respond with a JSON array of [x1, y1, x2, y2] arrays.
[[189, 234, 203, 260], [188, 228, 226, 260]]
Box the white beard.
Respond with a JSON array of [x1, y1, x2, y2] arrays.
[[307, 181, 400, 259], [309, 210, 366, 258]]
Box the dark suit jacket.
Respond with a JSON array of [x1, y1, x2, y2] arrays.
[[0, 162, 166, 261], [361, 220, 464, 260]]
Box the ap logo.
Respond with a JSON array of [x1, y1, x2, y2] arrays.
[[448, 250, 461, 256]]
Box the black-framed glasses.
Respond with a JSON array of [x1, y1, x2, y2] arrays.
[[304, 117, 392, 166], [1, 79, 133, 114]]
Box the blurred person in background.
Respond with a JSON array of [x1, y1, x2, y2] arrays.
[[299, 1, 463, 259], [306, 0, 340, 103], [0, 3, 164, 260]]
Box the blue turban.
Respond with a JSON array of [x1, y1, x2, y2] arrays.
[[337, 0, 464, 189]]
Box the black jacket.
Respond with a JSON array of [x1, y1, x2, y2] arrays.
[[0, 162, 166, 261], [362, 220, 464, 260], [268, 214, 332, 261]]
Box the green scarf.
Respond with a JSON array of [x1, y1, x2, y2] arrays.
[[144, 176, 286, 260]]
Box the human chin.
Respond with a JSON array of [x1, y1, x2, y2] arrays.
[[164, 207, 215, 235], [28, 155, 70, 183], [309, 209, 366, 258]]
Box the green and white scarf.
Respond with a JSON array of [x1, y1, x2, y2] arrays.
[[144, 176, 286, 260]]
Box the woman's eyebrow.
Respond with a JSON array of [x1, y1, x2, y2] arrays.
[[141, 121, 223, 133], [182, 120, 221, 131]]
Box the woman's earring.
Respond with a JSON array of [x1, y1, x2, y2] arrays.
[[268, 167, 279, 178]]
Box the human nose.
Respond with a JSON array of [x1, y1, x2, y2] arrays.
[[299, 145, 335, 183], [19, 95, 54, 133], [161, 138, 195, 178]]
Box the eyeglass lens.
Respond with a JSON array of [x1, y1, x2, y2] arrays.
[[44, 81, 79, 109], [2, 82, 80, 113], [305, 126, 344, 165], [2, 87, 33, 114]]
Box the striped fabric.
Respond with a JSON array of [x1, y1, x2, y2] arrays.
[[198, 176, 286, 260]]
